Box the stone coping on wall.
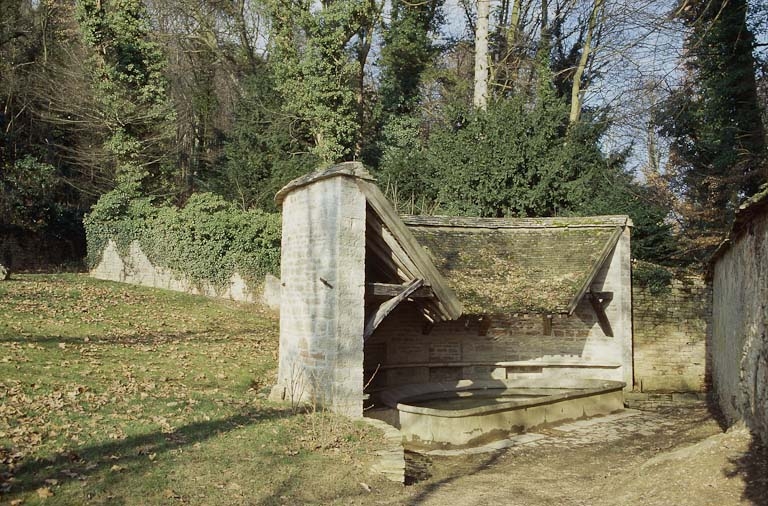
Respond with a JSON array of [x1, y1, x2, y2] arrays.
[[708, 184, 768, 270]]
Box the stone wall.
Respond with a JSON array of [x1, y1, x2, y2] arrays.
[[366, 234, 633, 392], [632, 272, 710, 392], [711, 201, 768, 444], [90, 239, 270, 304], [271, 176, 366, 417]]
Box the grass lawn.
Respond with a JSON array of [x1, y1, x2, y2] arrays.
[[0, 274, 401, 505]]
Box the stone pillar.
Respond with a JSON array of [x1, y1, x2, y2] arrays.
[[615, 227, 634, 389], [272, 176, 366, 417], [587, 226, 633, 388]]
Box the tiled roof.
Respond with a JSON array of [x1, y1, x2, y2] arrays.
[[403, 216, 628, 314]]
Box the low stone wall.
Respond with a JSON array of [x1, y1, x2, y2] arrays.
[[710, 194, 768, 444], [631, 272, 710, 392], [90, 239, 279, 307], [624, 391, 707, 410], [363, 418, 405, 483]]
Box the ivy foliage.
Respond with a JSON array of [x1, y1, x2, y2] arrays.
[[655, 0, 766, 257], [75, 0, 175, 190], [85, 182, 281, 289], [632, 261, 673, 295], [267, 0, 371, 163], [378, 0, 444, 117], [0, 156, 59, 231]]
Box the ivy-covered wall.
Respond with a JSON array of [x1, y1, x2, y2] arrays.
[[85, 189, 281, 300]]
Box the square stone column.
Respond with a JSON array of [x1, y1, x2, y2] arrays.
[[272, 175, 366, 417]]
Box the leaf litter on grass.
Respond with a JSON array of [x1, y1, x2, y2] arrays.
[[0, 274, 398, 505]]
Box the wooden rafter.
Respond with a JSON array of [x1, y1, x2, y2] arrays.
[[364, 279, 425, 340], [357, 180, 463, 321], [366, 283, 435, 299]]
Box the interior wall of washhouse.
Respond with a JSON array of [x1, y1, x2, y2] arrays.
[[363, 234, 633, 401]]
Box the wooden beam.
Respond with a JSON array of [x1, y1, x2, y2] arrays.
[[366, 283, 435, 298], [366, 208, 418, 279], [364, 279, 424, 340], [357, 179, 463, 320], [542, 314, 553, 336], [566, 226, 623, 315], [588, 291, 614, 337]]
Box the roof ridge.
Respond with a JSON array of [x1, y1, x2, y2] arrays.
[[401, 215, 630, 229]]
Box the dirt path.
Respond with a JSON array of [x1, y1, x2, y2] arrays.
[[364, 405, 768, 506]]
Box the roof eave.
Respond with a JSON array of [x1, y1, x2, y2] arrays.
[[357, 179, 464, 321], [565, 226, 624, 315]]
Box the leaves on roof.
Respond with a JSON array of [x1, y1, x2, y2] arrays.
[[408, 227, 618, 314]]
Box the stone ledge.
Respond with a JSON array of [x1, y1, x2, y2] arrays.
[[362, 417, 405, 484], [625, 391, 707, 410]]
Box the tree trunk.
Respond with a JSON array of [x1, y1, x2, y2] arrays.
[[569, 0, 604, 124], [474, 0, 490, 109]]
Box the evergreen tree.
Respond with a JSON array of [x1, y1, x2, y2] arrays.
[[380, 95, 605, 218], [657, 0, 767, 258], [211, 72, 318, 212], [577, 162, 678, 264]]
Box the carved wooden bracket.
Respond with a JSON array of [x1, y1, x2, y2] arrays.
[[588, 291, 614, 337]]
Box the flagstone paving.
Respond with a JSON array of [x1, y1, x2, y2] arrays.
[[422, 408, 681, 456]]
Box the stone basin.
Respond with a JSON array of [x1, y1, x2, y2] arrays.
[[375, 378, 626, 447]]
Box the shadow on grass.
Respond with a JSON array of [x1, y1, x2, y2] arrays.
[[1, 406, 293, 501], [0, 328, 275, 347]]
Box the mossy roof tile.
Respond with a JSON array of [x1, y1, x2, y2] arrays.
[[403, 215, 628, 314]]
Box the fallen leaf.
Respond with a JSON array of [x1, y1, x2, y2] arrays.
[[36, 487, 54, 499], [110, 465, 124, 472]]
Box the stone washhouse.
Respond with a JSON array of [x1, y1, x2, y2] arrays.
[[269, 162, 633, 418]]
